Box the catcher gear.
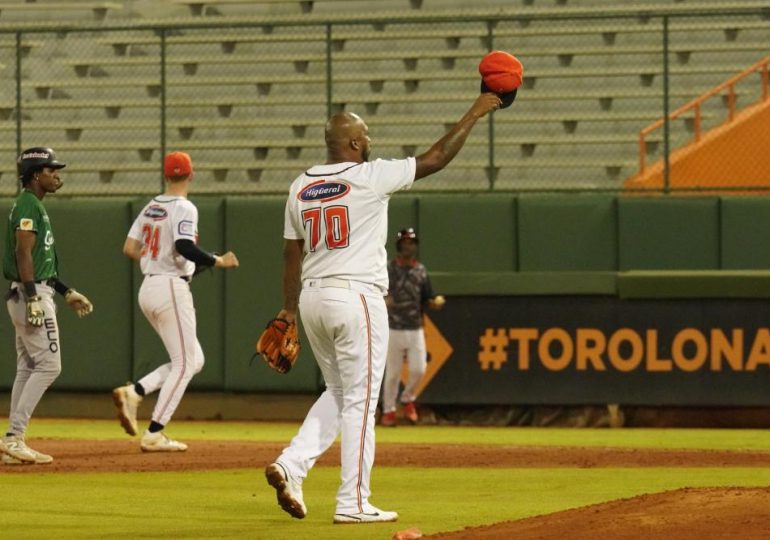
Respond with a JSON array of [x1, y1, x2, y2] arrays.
[[257, 318, 300, 374], [17, 147, 66, 181]]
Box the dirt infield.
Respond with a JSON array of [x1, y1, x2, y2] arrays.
[[3, 439, 770, 473], [431, 487, 770, 539]]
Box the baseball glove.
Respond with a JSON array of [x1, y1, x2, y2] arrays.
[[256, 318, 300, 374]]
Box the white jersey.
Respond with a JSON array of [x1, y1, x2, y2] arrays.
[[128, 195, 198, 277], [284, 158, 416, 290]]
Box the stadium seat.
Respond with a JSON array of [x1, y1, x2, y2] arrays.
[[0, 1, 122, 21], [4, 0, 768, 192]]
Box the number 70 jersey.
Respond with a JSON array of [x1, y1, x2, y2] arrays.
[[284, 158, 416, 291], [127, 195, 199, 277]]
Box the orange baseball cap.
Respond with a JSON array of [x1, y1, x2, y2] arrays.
[[164, 151, 193, 177], [479, 51, 523, 109]]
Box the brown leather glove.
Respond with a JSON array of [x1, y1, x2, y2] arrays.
[[256, 318, 300, 374]]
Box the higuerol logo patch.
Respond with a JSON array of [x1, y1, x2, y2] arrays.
[[144, 205, 168, 220], [298, 180, 350, 202]]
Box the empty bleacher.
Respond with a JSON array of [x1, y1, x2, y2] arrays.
[[0, 0, 767, 194]]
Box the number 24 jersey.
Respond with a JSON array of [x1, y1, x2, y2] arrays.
[[128, 195, 198, 277]]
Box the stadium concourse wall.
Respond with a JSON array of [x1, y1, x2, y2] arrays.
[[1, 193, 770, 400]]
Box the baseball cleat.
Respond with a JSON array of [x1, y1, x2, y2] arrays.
[[403, 402, 419, 424], [333, 505, 399, 524], [2, 446, 53, 465], [112, 383, 142, 436], [140, 430, 187, 452], [265, 462, 307, 519], [2, 453, 24, 465], [0, 435, 37, 463], [25, 446, 53, 464], [381, 411, 397, 427]]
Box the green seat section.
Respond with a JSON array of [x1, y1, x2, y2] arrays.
[[720, 197, 770, 270], [224, 197, 320, 392], [419, 194, 516, 272], [618, 197, 719, 270], [44, 199, 134, 390], [518, 194, 617, 271], [130, 197, 227, 390]]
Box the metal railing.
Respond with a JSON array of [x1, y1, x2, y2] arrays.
[[639, 53, 770, 177], [0, 5, 767, 195]]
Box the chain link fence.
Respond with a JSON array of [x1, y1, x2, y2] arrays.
[[2, 8, 769, 195]]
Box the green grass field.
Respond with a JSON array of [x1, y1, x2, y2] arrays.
[[3, 419, 770, 539]]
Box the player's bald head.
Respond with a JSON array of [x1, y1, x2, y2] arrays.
[[325, 111, 370, 162]]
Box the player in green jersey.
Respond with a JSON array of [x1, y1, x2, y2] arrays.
[[0, 148, 94, 465]]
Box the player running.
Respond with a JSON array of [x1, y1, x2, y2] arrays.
[[112, 152, 238, 452], [381, 227, 444, 427], [264, 92, 501, 524], [0, 148, 94, 465]]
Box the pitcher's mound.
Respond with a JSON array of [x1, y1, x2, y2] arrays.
[[432, 487, 770, 539]]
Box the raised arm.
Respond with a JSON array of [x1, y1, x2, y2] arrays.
[[414, 93, 502, 181]]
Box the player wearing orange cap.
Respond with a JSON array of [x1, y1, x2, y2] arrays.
[[112, 152, 239, 452]]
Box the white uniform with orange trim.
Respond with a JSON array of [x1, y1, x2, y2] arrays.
[[277, 158, 415, 515], [126, 195, 204, 427]]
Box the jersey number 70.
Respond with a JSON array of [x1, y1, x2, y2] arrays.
[[302, 206, 350, 251]]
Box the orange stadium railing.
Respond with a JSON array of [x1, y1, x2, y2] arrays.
[[638, 54, 770, 176]]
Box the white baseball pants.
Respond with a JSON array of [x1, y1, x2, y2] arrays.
[[6, 282, 61, 436], [382, 328, 427, 413], [276, 281, 388, 515], [137, 275, 204, 427]]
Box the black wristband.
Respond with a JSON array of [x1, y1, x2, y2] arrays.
[[50, 278, 71, 297], [23, 281, 37, 299], [174, 239, 217, 267]]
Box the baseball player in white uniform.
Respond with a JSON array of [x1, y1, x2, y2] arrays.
[[112, 152, 239, 452], [264, 93, 501, 524]]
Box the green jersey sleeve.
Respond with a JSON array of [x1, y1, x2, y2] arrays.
[[11, 196, 41, 234]]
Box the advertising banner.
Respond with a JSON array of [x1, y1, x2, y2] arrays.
[[418, 296, 770, 406]]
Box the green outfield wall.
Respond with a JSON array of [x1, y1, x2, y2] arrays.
[[0, 194, 769, 394]]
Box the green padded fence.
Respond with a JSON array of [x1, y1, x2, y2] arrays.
[[518, 194, 617, 272], [223, 197, 320, 393], [720, 198, 770, 270], [1, 194, 770, 393], [419, 194, 517, 272], [618, 197, 721, 271]]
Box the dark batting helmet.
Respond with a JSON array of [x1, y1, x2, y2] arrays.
[[396, 227, 418, 245], [17, 147, 66, 182]]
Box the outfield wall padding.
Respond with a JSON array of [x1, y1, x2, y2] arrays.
[[0, 194, 769, 394], [518, 194, 617, 271]]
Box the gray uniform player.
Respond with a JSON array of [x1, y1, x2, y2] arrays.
[[0, 148, 93, 465], [382, 228, 444, 427]]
